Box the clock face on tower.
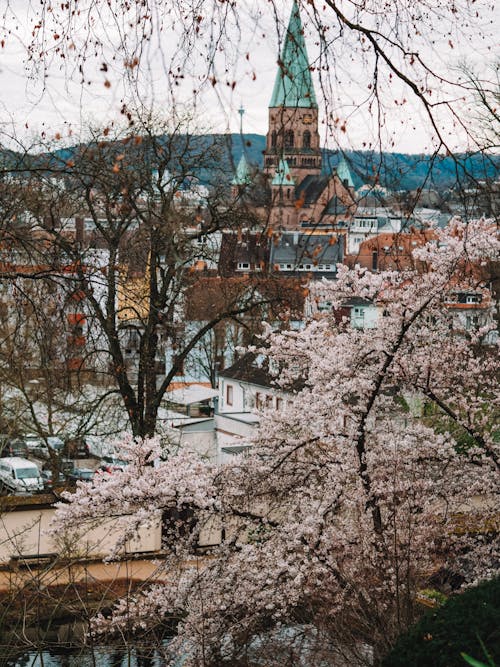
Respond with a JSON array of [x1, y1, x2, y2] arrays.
[[303, 115, 313, 125]]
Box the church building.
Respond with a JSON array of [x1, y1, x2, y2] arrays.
[[228, 0, 394, 279], [257, 0, 356, 230]]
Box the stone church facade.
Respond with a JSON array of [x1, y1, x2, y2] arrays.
[[234, 0, 356, 231]]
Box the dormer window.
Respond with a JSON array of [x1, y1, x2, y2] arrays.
[[236, 262, 250, 271]]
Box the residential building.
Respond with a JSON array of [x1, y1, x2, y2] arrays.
[[215, 353, 298, 463]]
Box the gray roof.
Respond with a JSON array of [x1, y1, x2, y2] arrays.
[[270, 232, 343, 272], [295, 175, 330, 205], [343, 297, 374, 307], [220, 352, 306, 393], [323, 195, 349, 216], [220, 353, 275, 388]]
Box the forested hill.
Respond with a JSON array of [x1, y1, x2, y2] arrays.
[[227, 134, 499, 191], [1, 133, 498, 192]]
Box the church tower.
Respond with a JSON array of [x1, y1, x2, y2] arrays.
[[264, 0, 321, 185]]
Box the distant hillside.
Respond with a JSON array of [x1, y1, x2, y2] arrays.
[[227, 134, 499, 191], [1, 134, 498, 192]]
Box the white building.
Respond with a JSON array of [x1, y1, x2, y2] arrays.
[[347, 206, 403, 255], [215, 353, 295, 463]]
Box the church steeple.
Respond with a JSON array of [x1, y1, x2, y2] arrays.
[[269, 0, 317, 109], [264, 0, 321, 183], [232, 154, 252, 187]]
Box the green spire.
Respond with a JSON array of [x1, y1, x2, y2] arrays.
[[269, 0, 317, 109], [272, 159, 295, 186], [231, 153, 252, 186], [336, 158, 354, 188]]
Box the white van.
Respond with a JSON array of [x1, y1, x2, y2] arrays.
[[0, 457, 44, 494]]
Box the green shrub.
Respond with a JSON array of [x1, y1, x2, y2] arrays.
[[382, 578, 500, 667]]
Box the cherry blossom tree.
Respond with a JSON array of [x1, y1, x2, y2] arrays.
[[53, 218, 499, 666]]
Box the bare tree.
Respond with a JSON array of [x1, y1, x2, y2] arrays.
[[0, 117, 286, 437]]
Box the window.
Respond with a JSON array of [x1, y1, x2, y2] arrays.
[[276, 397, 283, 410], [466, 315, 479, 330], [318, 300, 332, 312], [16, 468, 38, 479], [284, 130, 294, 148], [466, 294, 481, 304], [271, 131, 277, 148], [303, 130, 311, 148], [226, 384, 233, 406], [236, 262, 250, 271], [355, 219, 375, 229], [255, 392, 262, 409]]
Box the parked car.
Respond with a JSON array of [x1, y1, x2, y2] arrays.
[[42, 458, 74, 475], [62, 436, 90, 459], [0, 438, 29, 458], [67, 467, 95, 483], [26, 435, 65, 459], [40, 469, 69, 489], [99, 456, 128, 473], [49, 436, 64, 449], [25, 434, 44, 450], [0, 457, 44, 494]]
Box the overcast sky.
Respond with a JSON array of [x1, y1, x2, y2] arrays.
[[1, 0, 498, 154]]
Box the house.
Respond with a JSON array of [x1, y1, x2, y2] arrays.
[[215, 353, 299, 463], [346, 207, 403, 255], [270, 231, 344, 279], [309, 294, 380, 329], [444, 289, 498, 344], [345, 230, 437, 271], [218, 230, 269, 277], [159, 384, 218, 461]]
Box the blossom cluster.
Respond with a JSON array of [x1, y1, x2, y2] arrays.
[[52, 219, 499, 666]]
